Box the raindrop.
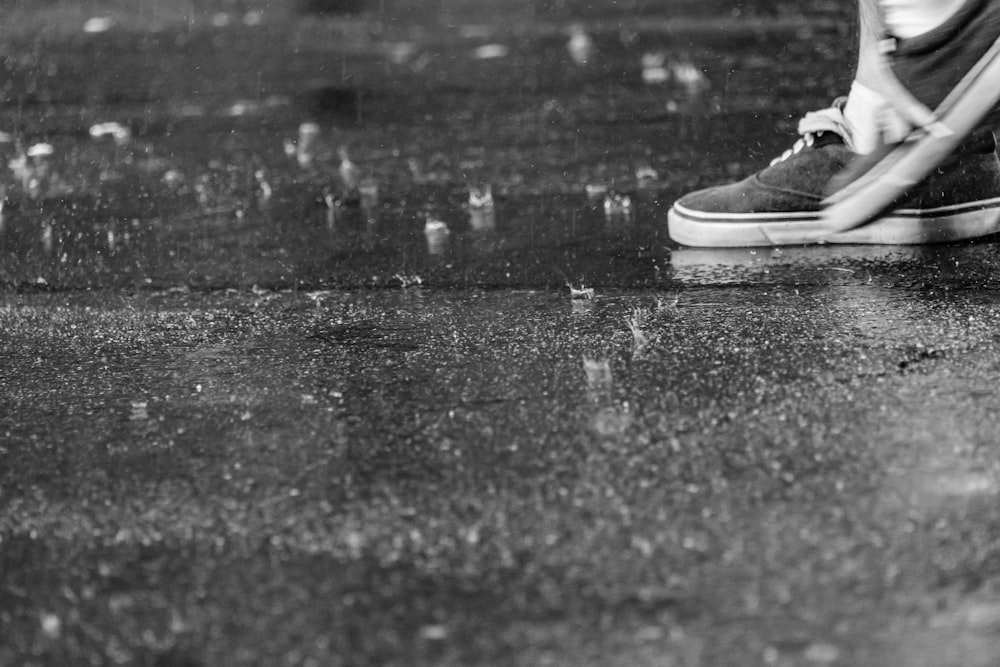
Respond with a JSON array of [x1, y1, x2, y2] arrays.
[[130, 401, 149, 421], [359, 179, 379, 211], [89, 122, 132, 145], [568, 282, 594, 300], [337, 146, 361, 196], [195, 174, 214, 209], [394, 273, 423, 288], [626, 307, 650, 350], [223, 100, 258, 117], [641, 52, 669, 85], [40, 613, 61, 639], [162, 169, 185, 190], [41, 221, 54, 254], [322, 191, 339, 228], [670, 57, 711, 97], [169, 610, 186, 634], [603, 191, 634, 223], [468, 183, 493, 210], [27, 143, 53, 158], [419, 625, 448, 641], [294, 122, 321, 169], [803, 642, 840, 665], [8, 153, 31, 191], [83, 17, 114, 34], [424, 216, 450, 255], [385, 42, 418, 65], [585, 183, 608, 200], [636, 164, 659, 187], [253, 169, 272, 206], [567, 25, 594, 66], [473, 44, 509, 60]]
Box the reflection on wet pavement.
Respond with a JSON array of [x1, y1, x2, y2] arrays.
[[671, 243, 1000, 288]]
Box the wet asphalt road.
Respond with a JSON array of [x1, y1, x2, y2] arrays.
[[3, 2, 1000, 666]]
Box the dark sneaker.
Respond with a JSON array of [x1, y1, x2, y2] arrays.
[[667, 105, 1000, 247]]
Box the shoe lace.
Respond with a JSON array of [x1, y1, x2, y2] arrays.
[[769, 98, 854, 166]]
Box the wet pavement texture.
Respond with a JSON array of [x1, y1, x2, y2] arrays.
[[3, 2, 1000, 667]]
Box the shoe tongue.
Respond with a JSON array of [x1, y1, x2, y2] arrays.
[[811, 131, 845, 148], [797, 105, 853, 149]]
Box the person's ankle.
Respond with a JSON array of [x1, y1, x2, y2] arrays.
[[887, 0, 1000, 112], [881, 0, 968, 40], [843, 81, 911, 153], [888, 0, 986, 54]]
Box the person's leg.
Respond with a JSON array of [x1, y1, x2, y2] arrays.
[[881, 0, 1000, 116], [879, 0, 967, 39], [844, 0, 894, 153], [842, 0, 995, 142], [854, 0, 883, 85]]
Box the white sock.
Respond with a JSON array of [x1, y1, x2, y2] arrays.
[[843, 81, 911, 153], [879, 0, 967, 39]]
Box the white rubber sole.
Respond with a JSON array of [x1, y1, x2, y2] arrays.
[[667, 197, 1000, 247]]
